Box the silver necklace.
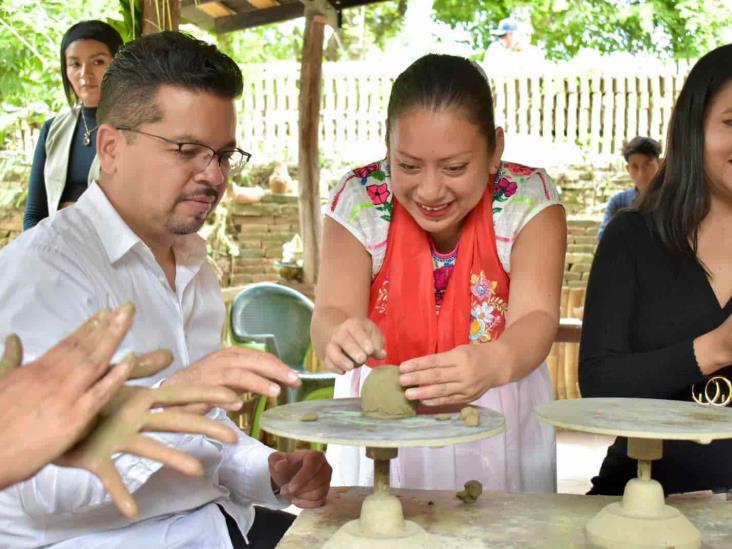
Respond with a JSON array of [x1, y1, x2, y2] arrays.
[[80, 109, 98, 146]]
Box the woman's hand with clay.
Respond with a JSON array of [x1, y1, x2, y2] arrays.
[[399, 342, 512, 406], [324, 317, 386, 374]]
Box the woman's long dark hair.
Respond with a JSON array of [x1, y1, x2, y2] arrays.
[[638, 44, 732, 263]]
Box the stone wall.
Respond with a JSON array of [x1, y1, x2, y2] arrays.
[[0, 162, 631, 291], [0, 182, 24, 248], [209, 193, 301, 288]]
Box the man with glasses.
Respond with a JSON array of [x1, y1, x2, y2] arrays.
[[0, 32, 331, 548]]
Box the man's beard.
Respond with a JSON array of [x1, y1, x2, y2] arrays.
[[168, 188, 221, 235]]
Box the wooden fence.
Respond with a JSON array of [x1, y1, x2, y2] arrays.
[[239, 61, 690, 165], [2, 61, 690, 168]]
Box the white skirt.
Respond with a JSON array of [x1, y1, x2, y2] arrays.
[[326, 363, 556, 492]]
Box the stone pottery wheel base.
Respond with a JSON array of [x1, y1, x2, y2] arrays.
[[585, 438, 701, 549], [322, 447, 436, 549]]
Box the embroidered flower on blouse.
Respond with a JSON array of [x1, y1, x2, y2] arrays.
[[494, 176, 518, 199], [366, 183, 390, 206], [503, 162, 534, 177], [353, 162, 380, 180]]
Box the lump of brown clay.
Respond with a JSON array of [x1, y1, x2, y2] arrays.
[[456, 480, 483, 503], [361, 365, 417, 419], [300, 410, 318, 422], [459, 406, 480, 427]]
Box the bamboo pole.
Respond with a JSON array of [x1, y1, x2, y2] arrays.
[[142, 0, 179, 34]]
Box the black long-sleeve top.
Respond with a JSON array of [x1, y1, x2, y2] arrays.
[[579, 210, 732, 495], [23, 106, 97, 230]]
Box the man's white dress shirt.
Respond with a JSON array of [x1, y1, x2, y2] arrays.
[[0, 183, 284, 548]]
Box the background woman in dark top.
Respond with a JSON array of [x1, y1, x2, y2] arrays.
[[23, 20, 122, 230], [579, 43, 732, 496]]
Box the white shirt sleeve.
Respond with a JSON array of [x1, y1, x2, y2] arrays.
[[0, 246, 224, 515], [214, 409, 289, 509]]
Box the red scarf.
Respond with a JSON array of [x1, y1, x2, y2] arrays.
[[367, 183, 510, 366]]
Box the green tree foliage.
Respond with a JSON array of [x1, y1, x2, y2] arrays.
[[433, 0, 732, 60], [215, 2, 406, 63], [0, 0, 121, 111]]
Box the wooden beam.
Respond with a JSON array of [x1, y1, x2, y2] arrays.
[[298, 12, 325, 285], [247, 0, 280, 7], [215, 3, 304, 32], [302, 0, 338, 28], [196, 1, 237, 18]]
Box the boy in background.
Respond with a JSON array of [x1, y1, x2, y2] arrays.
[[597, 136, 661, 239]]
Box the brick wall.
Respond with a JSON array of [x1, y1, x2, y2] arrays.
[[0, 210, 22, 248], [0, 162, 629, 290], [564, 219, 600, 288], [210, 193, 301, 288]]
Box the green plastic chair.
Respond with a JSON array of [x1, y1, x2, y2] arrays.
[[230, 283, 336, 449]]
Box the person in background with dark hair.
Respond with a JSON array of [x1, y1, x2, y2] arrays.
[[24, 20, 123, 230], [312, 54, 566, 493], [597, 136, 662, 239], [580, 44, 732, 496], [0, 31, 330, 548]]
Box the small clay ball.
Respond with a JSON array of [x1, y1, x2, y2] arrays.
[[456, 480, 483, 503], [459, 406, 480, 427], [300, 410, 318, 422], [434, 413, 452, 421], [361, 365, 417, 419]]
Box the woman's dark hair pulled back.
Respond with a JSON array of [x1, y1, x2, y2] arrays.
[[387, 54, 497, 152]]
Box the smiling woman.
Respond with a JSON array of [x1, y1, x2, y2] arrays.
[[23, 20, 123, 230], [311, 54, 567, 493]]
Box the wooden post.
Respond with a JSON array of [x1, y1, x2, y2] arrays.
[[298, 13, 325, 285], [142, 0, 180, 34]]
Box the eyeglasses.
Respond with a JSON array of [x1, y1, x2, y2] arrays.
[[116, 126, 251, 176]]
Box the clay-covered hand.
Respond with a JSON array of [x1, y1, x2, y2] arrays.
[[163, 346, 301, 413], [399, 343, 511, 406], [324, 317, 386, 374], [56, 380, 239, 519], [268, 450, 332, 508], [0, 305, 143, 490]]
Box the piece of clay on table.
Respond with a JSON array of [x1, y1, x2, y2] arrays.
[[456, 480, 483, 503], [361, 365, 417, 419], [434, 413, 452, 421], [300, 410, 319, 422], [459, 406, 480, 426]]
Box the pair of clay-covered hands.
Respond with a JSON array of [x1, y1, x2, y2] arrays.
[[0, 304, 242, 519]]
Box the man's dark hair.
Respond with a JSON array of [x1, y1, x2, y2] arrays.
[[97, 31, 243, 129], [621, 136, 661, 162], [638, 43, 732, 265], [387, 54, 497, 153], [60, 20, 124, 107]]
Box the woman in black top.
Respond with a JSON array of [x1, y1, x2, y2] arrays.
[[23, 21, 122, 230], [579, 43, 732, 496]]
